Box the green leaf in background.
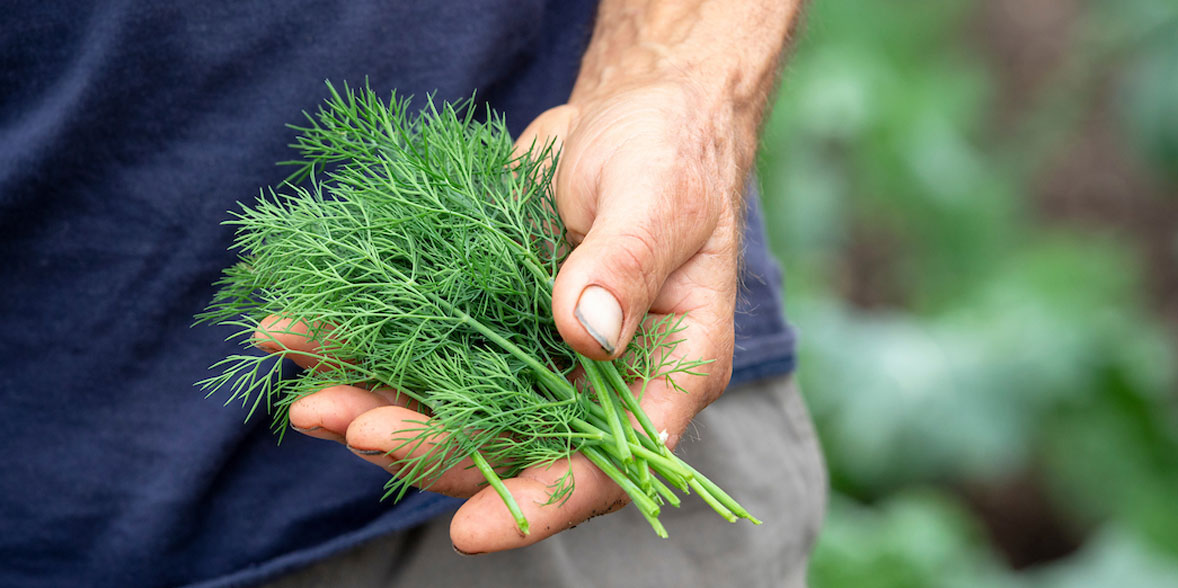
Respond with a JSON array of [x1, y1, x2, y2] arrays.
[[1120, 32, 1178, 183], [810, 490, 1013, 588], [758, 0, 1178, 585], [1026, 526, 1178, 588]]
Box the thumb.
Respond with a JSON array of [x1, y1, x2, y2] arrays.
[[550, 178, 716, 360]]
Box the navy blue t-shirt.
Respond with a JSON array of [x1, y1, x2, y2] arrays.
[[0, 2, 794, 586]]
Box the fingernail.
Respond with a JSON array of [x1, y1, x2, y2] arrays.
[[347, 445, 387, 456], [575, 285, 622, 354], [452, 544, 484, 557], [291, 425, 323, 433]]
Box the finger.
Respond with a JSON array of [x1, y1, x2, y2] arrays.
[[446, 310, 734, 553], [549, 159, 721, 360], [252, 316, 346, 371], [344, 406, 493, 497], [512, 104, 577, 160], [449, 453, 628, 554], [630, 346, 723, 451], [448, 303, 736, 553], [639, 257, 741, 437], [287, 385, 414, 443]]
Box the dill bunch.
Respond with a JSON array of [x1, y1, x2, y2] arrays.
[[197, 82, 759, 537]]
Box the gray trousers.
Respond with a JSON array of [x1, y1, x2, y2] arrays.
[[266, 375, 827, 587]]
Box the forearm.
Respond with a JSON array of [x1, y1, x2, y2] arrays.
[[571, 0, 804, 173]]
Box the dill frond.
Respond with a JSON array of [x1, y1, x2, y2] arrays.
[[197, 82, 758, 536]]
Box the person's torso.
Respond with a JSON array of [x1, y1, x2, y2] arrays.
[[0, 2, 792, 585]]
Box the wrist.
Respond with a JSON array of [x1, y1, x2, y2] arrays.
[[570, 37, 765, 133], [568, 77, 756, 206], [568, 0, 802, 180]]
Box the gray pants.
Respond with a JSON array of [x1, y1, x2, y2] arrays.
[[266, 375, 827, 587]]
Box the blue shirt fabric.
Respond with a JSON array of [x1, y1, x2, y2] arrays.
[[0, 1, 794, 586]]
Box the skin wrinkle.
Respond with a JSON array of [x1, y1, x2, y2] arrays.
[[650, 243, 736, 316], [655, 275, 732, 327], [606, 228, 664, 307], [669, 122, 723, 222]]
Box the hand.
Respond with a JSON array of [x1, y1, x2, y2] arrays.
[[265, 0, 799, 554], [258, 79, 747, 553]]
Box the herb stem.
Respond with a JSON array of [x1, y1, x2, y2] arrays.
[[579, 358, 633, 463], [582, 446, 663, 527], [596, 361, 663, 447], [470, 451, 530, 535]]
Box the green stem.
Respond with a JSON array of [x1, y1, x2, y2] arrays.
[[446, 305, 760, 528], [470, 451, 529, 535], [649, 474, 681, 508], [597, 360, 665, 449], [629, 444, 692, 489], [580, 358, 632, 463], [688, 477, 737, 523], [582, 445, 665, 538], [627, 427, 652, 494], [449, 306, 577, 399], [682, 462, 762, 524]]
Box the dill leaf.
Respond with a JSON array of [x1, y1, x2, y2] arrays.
[[197, 82, 758, 536]]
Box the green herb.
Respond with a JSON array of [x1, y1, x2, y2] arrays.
[[196, 82, 760, 537]]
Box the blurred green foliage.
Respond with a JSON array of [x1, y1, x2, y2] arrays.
[[1121, 30, 1178, 181], [757, 0, 1178, 586]]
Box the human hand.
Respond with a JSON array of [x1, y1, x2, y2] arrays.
[[257, 79, 748, 554], [265, 0, 798, 555]]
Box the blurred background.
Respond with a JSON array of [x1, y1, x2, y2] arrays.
[[756, 0, 1178, 586]]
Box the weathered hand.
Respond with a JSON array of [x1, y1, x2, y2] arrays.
[[257, 80, 747, 553], [266, 0, 799, 555], [520, 80, 743, 445]]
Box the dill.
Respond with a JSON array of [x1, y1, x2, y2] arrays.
[[197, 82, 759, 537]]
